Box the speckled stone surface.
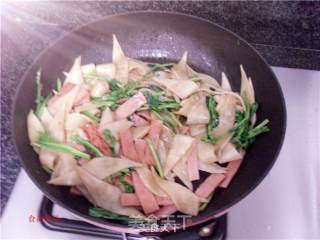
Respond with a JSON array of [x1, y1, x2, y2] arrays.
[[1, 1, 319, 215]]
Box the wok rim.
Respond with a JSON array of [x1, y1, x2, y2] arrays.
[[11, 10, 287, 233]]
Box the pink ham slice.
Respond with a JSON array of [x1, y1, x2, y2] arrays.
[[144, 146, 155, 166], [132, 172, 160, 214], [179, 125, 189, 135], [148, 120, 163, 148], [153, 205, 177, 218], [137, 111, 152, 121], [134, 139, 147, 163], [220, 159, 243, 188], [123, 175, 133, 186], [120, 193, 173, 207], [70, 186, 83, 196], [195, 174, 225, 199], [187, 146, 200, 181], [73, 85, 90, 106], [131, 114, 149, 127], [134, 139, 155, 165], [119, 130, 139, 162], [115, 92, 147, 120]]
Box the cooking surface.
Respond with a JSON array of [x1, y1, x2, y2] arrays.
[[2, 66, 319, 239]]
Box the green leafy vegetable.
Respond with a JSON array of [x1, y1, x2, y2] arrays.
[[119, 175, 134, 193], [89, 207, 131, 221], [202, 96, 220, 144], [139, 63, 173, 81], [144, 91, 181, 113], [83, 70, 110, 82], [146, 138, 164, 178], [32, 132, 90, 160], [199, 194, 213, 211], [56, 78, 62, 92], [80, 111, 100, 124], [35, 69, 52, 118], [102, 129, 117, 157], [70, 135, 103, 157], [231, 95, 269, 149], [92, 80, 141, 109]]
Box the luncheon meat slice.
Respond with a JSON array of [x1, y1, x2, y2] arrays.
[[134, 139, 146, 163], [119, 130, 139, 162], [154, 205, 177, 218], [219, 159, 243, 188], [83, 123, 112, 156], [195, 173, 225, 199], [131, 114, 149, 127], [120, 193, 173, 207], [115, 92, 147, 120], [148, 120, 163, 148], [187, 146, 200, 181], [132, 172, 160, 214]]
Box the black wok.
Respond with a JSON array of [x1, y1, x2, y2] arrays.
[[12, 12, 286, 234]]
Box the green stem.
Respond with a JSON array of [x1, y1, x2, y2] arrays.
[[146, 138, 164, 178]]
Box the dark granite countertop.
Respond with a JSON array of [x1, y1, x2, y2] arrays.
[[1, 1, 319, 215]]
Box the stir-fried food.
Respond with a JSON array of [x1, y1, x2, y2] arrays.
[[27, 35, 269, 220]]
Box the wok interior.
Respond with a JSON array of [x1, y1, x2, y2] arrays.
[[13, 12, 285, 229]]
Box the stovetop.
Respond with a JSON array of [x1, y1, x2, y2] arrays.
[[2, 67, 319, 239]]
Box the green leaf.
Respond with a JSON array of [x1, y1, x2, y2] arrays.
[[33, 132, 90, 160], [119, 175, 135, 193], [70, 135, 103, 157], [144, 91, 181, 113], [202, 96, 219, 145], [199, 194, 213, 211], [146, 138, 164, 178], [88, 207, 131, 221], [56, 78, 62, 92], [80, 111, 100, 124], [102, 129, 117, 157], [35, 69, 51, 118], [231, 95, 270, 149], [92, 80, 141, 109]]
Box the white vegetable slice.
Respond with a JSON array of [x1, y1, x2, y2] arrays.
[[77, 167, 144, 218], [154, 78, 199, 99], [186, 95, 209, 125], [128, 58, 149, 81], [151, 168, 200, 216], [189, 124, 207, 137], [82, 157, 142, 180], [48, 153, 81, 186], [131, 126, 150, 140], [136, 166, 168, 197], [164, 134, 194, 175], [65, 56, 84, 85], [81, 63, 95, 75], [27, 110, 45, 144], [218, 142, 244, 164], [212, 94, 237, 137], [96, 63, 115, 79], [221, 72, 232, 91], [197, 141, 217, 163], [198, 161, 227, 174], [39, 148, 58, 170], [112, 35, 128, 84], [175, 93, 202, 116], [99, 107, 114, 132], [65, 112, 93, 132], [240, 65, 255, 105], [47, 104, 66, 143], [90, 80, 109, 98], [171, 52, 193, 80]]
